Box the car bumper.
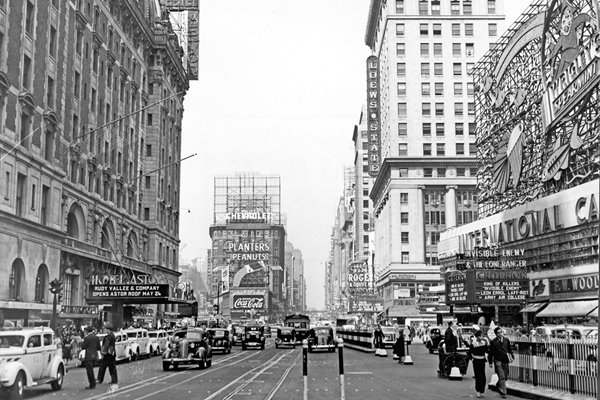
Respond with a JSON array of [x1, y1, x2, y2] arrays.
[[212, 346, 228, 351], [310, 344, 336, 350], [163, 357, 200, 365], [244, 342, 264, 347]]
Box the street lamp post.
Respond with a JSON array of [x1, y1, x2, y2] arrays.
[[216, 281, 225, 327]]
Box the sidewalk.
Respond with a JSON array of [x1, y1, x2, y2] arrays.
[[64, 358, 82, 372]]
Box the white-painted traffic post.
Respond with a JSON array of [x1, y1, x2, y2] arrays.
[[403, 328, 413, 365], [338, 338, 345, 400], [302, 339, 308, 400]]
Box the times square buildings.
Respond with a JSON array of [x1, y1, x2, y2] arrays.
[[0, 0, 195, 329]]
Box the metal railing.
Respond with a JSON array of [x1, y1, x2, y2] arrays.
[[506, 334, 597, 397]]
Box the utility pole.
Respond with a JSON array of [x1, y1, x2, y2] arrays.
[[49, 279, 64, 331]]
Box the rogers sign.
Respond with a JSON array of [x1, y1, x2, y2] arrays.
[[232, 295, 265, 309]]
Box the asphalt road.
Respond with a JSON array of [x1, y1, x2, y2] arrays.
[[22, 338, 520, 400]]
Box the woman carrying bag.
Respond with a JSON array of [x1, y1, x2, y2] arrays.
[[468, 328, 489, 398]]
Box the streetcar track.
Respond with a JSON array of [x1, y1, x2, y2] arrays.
[[264, 351, 302, 400]]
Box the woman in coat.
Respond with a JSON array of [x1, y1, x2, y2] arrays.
[[393, 331, 405, 364]]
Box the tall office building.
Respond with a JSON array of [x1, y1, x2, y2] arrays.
[[364, 0, 506, 318], [0, 0, 194, 328]]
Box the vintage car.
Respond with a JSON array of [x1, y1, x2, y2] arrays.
[[242, 326, 265, 350], [0, 328, 65, 400], [207, 328, 231, 354], [79, 330, 134, 364], [232, 325, 244, 346], [381, 326, 397, 349], [162, 328, 212, 371], [307, 327, 336, 353], [425, 326, 445, 354], [124, 328, 150, 360], [148, 329, 169, 356], [275, 327, 296, 349]]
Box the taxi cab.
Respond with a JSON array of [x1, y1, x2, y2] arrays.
[[206, 328, 231, 354], [148, 329, 169, 356], [0, 328, 65, 400], [124, 328, 150, 360]]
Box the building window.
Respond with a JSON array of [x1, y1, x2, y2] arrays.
[[144, 207, 150, 220], [30, 183, 36, 210], [420, 43, 429, 57], [465, 23, 474, 36], [74, 71, 80, 98], [466, 43, 475, 57], [16, 173, 26, 217], [489, 23, 498, 36], [398, 103, 407, 117], [401, 232, 409, 243], [41, 185, 50, 225], [467, 82, 475, 95], [463, 0, 472, 15], [396, 0, 404, 13], [420, 24, 428, 36], [438, 168, 446, 177], [20, 111, 31, 148], [435, 83, 444, 96], [434, 63, 443, 76], [401, 212, 409, 224], [398, 123, 407, 136], [469, 143, 477, 155], [22, 55, 32, 90], [397, 43, 406, 57], [468, 102, 475, 115], [436, 143, 445, 156], [466, 63, 474, 74], [397, 63, 406, 77], [422, 103, 431, 116], [453, 63, 462, 76], [399, 168, 408, 177], [451, 0, 460, 15], [435, 103, 444, 116], [469, 122, 476, 135], [421, 63, 430, 77], [457, 167, 466, 177], [397, 82, 407, 96], [422, 83, 431, 96], [452, 23, 460, 36], [146, 144, 152, 157], [454, 82, 463, 96], [76, 29, 83, 55], [422, 123, 431, 136], [488, 0, 496, 14], [400, 193, 408, 204], [470, 167, 478, 176], [424, 167, 433, 177], [436, 123, 445, 136], [454, 103, 464, 116], [25, 1, 35, 36], [419, 0, 428, 15], [456, 143, 465, 155], [433, 24, 442, 36], [433, 43, 442, 57], [402, 252, 409, 263], [46, 76, 55, 107], [396, 23, 405, 36], [398, 143, 408, 156], [431, 0, 441, 15], [453, 43, 461, 56], [423, 143, 432, 156]]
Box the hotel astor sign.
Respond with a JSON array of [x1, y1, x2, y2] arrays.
[[366, 56, 381, 177]]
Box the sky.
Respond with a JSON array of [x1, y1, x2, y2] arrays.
[[178, 1, 528, 309]]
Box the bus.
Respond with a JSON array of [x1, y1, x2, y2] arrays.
[[284, 313, 310, 343]]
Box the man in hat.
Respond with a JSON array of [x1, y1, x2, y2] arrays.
[[81, 326, 101, 389], [97, 323, 118, 385]]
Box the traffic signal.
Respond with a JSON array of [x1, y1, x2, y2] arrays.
[[213, 304, 219, 313], [49, 279, 63, 294]]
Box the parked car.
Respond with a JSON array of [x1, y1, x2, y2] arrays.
[[275, 327, 296, 349], [242, 326, 265, 350], [112, 331, 134, 362], [0, 328, 65, 400], [307, 327, 336, 353], [148, 329, 169, 356], [232, 325, 244, 346], [381, 326, 397, 349], [162, 328, 212, 371], [425, 326, 445, 354], [207, 328, 231, 354], [124, 328, 150, 360]]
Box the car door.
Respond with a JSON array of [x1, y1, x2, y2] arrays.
[[25, 333, 44, 380], [115, 333, 126, 360], [41, 333, 56, 378]]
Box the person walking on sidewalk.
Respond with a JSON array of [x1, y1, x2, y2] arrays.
[[393, 331, 405, 364], [97, 324, 118, 385], [488, 327, 514, 399], [81, 326, 101, 389], [468, 329, 489, 398]]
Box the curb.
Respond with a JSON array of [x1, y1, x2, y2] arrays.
[[488, 382, 596, 400]]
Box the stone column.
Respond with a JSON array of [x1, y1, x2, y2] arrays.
[[445, 186, 458, 228]]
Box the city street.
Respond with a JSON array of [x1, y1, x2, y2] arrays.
[[21, 339, 516, 400]]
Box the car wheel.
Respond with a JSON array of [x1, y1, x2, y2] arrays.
[[134, 350, 140, 361], [242, 345, 246, 350], [261, 344, 265, 350], [162, 362, 170, 371], [173, 363, 179, 371], [207, 358, 212, 368], [200, 357, 207, 369], [9, 371, 24, 400], [51, 364, 64, 391]]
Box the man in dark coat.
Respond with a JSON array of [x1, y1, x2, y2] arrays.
[[393, 331, 405, 364], [373, 325, 383, 349], [444, 321, 458, 353], [97, 324, 118, 384], [81, 326, 101, 389], [488, 327, 514, 399]]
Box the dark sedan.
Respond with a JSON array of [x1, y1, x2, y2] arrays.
[[207, 328, 231, 354]]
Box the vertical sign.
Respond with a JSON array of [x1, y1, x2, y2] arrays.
[[366, 56, 381, 177], [187, 10, 199, 80]]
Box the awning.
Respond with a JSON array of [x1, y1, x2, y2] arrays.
[[589, 308, 598, 318], [387, 305, 422, 318], [519, 302, 548, 313], [536, 300, 598, 318]]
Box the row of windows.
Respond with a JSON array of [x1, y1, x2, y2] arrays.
[[396, 0, 495, 16], [395, 166, 477, 181], [396, 42, 476, 58], [396, 62, 474, 77], [399, 122, 476, 136], [397, 82, 474, 98], [397, 102, 475, 117], [396, 22, 497, 38], [398, 143, 477, 156]]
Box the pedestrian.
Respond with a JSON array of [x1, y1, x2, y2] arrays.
[[81, 326, 101, 389], [488, 327, 514, 399], [373, 325, 383, 349], [444, 321, 458, 353], [97, 323, 118, 385], [468, 329, 489, 398], [393, 331, 405, 364]]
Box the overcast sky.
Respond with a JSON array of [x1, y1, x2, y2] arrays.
[[179, 1, 527, 309]]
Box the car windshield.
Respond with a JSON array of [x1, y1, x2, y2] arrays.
[[210, 330, 226, 338], [173, 331, 187, 339], [314, 328, 330, 335], [186, 332, 203, 340], [234, 327, 244, 334], [0, 335, 25, 347], [280, 329, 293, 334], [148, 333, 157, 338], [127, 332, 138, 338]]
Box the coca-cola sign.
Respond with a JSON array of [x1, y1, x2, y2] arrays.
[[232, 295, 264, 309]]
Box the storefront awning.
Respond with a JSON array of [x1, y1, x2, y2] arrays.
[[387, 305, 422, 318], [536, 300, 598, 318], [519, 302, 548, 313]]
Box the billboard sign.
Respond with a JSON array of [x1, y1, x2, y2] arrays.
[[347, 261, 372, 295], [89, 284, 169, 300], [231, 289, 267, 310], [187, 10, 199, 80], [445, 268, 529, 305], [161, 0, 199, 11], [366, 55, 381, 177]]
